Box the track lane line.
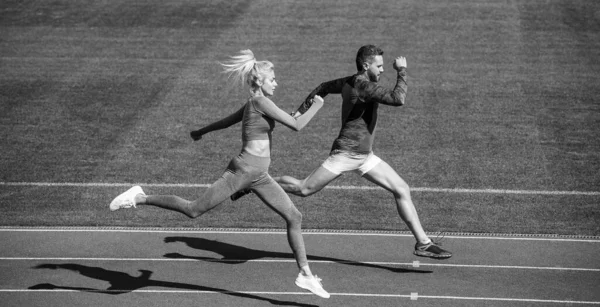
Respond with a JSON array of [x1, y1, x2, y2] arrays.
[[1, 257, 598, 272], [1, 227, 598, 242], [1, 181, 599, 196], [1, 289, 599, 304]]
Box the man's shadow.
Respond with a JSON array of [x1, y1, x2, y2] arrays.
[[29, 264, 318, 307], [163, 236, 432, 274]]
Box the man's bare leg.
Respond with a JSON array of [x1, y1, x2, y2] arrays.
[[362, 160, 451, 259], [362, 160, 430, 243], [274, 166, 340, 197]]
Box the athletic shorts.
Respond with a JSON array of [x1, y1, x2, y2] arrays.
[[321, 150, 382, 176]]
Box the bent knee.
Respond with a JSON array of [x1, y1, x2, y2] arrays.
[[298, 187, 318, 197], [286, 208, 303, 224], [186, 209, 203, 219], [298, 181, 322, 197], [186, 202, 207, 219], [392, 181, 411, 198]]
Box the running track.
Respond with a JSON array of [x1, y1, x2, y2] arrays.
[[0, 228, 598, 307]]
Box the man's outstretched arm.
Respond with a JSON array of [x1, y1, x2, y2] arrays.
[[293, 76, 352, 116]]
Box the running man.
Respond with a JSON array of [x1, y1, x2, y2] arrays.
[[109, 50, 330, 298], [234, 45, 452, 259]]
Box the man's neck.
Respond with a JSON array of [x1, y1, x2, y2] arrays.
[[357, 71, 377, 82]]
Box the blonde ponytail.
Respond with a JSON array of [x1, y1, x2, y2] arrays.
[[220, 50, 274, 90], [220, 49, 256, 87]]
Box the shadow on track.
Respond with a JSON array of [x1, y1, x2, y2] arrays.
[[29, 264, 319, 307], [163, 236, 432, 274]]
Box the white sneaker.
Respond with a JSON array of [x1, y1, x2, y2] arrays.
[[109, 186, 145, 211], [295, 273, 330, 299]]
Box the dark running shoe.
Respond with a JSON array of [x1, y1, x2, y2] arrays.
[[414, 241, 452, 259], [230, 189, 251, 201]]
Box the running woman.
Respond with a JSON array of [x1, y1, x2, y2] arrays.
[[109, 50, 330, 298], [233, 45, 452, 259]]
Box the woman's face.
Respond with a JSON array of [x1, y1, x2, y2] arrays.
[[260, 72, 278, 97]]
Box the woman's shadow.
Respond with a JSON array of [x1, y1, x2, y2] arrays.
[[163, 236, 432, 274], [29, 263, 318, 307]]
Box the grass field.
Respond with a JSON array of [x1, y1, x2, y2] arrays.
[[1, 0, 599, 235]]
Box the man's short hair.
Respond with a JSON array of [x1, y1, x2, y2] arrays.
[[356, 45, 384, 71]]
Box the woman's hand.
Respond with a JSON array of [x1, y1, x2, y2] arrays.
[[313, 95, 324, 106]]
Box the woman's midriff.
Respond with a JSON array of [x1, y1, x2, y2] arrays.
[[242, 139, 270, 157]]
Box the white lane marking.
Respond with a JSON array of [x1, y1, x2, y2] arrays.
[[0, 227, 598, 242], [1, 257, 598, 272], [2, 181, 599, 196], [1, 289, 599, 304]]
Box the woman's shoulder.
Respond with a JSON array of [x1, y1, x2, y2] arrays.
[[250, 95, 273, 103], [249, 96, 276, 108]]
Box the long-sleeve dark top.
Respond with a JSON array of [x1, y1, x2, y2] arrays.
[[294, 68, 407, 154]]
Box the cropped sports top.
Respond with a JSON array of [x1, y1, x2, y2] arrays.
[[242, 97, 275, 141], [192, 95, 323, 145]]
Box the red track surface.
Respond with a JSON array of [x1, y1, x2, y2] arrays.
[[1, 228, 599, 307]]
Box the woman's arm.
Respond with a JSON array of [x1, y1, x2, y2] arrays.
[[254, 96, 324, 131], [190, 105, 245, 141]]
